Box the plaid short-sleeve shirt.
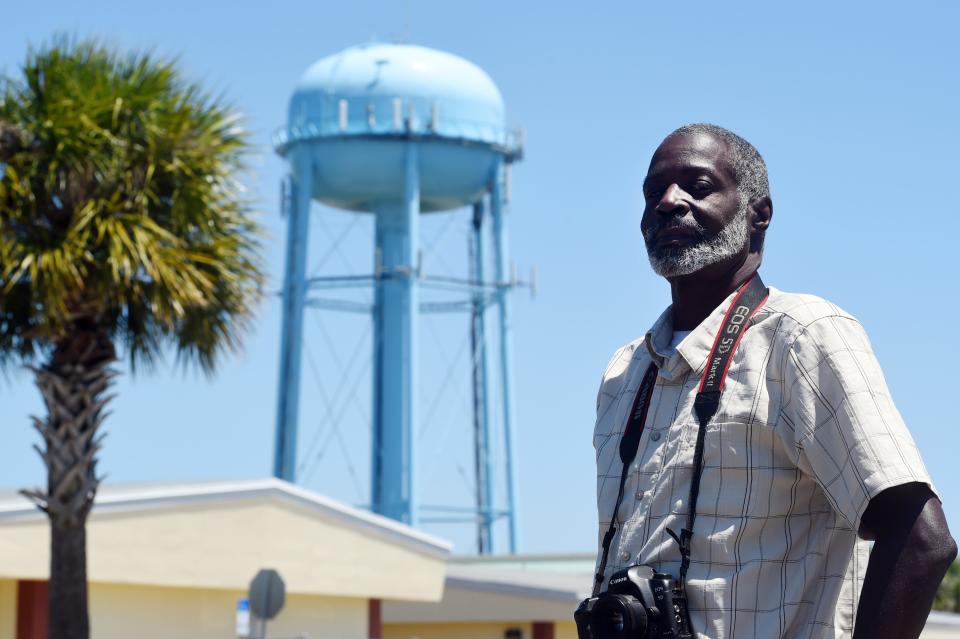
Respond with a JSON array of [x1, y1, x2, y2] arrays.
[[593, 286, 935, 639]]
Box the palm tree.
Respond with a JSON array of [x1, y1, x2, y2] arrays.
[[0, 38, 263, 639]]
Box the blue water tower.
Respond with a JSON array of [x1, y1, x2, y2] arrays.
[[273, 43, 523, 552]]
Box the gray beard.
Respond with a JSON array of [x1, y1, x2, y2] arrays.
[[644, 206, 750, 278]]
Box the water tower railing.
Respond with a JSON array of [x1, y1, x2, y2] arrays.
[[302, 271, 529, 315], [273, 124, 524, 160]]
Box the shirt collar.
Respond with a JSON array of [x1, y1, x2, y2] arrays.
[[644, 287, 743, 381]]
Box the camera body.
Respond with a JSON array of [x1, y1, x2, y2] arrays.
[[575, 565, 692, 639]]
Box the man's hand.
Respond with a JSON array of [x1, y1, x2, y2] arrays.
[[853, 482, 957, 639]]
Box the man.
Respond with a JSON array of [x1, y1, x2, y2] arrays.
[[592, 123, 956, 638]]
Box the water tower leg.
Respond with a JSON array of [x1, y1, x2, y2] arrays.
[[371, 144, 420, 525], [470, 200, 495, 553], [491, 158, 520, 554], [274, 150, 313, 482]]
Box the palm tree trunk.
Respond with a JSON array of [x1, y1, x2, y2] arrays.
[[49, 526, 89, 639], [21, 324, 115, 639]]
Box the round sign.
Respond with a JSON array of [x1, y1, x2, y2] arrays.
[[249, 569, 285, 620]]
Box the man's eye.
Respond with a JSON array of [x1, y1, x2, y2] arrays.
[[690, 180, 713, 195], [644, 189, 662, 201]]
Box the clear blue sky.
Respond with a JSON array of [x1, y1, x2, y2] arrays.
[[1, 1, 958, 555]]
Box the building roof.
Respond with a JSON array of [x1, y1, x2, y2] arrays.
[[0, 478, 450, 601], [916, 612, 960, 639], [450, 552, 596, 573], [384, 554, 594, 623], [446, 564, 591, 602]]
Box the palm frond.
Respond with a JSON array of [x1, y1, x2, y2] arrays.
[[0, 35, 264, 374]]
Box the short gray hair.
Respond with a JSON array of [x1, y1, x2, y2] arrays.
[[665, 123, 770, 205]]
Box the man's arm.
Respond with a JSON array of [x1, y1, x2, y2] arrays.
[[853, 482, 958, 639]]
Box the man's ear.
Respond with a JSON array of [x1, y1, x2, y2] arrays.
[[748, 196, 772, 253], [750, 196, 773, 232]]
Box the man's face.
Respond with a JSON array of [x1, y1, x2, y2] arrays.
[[641, 132, 749, 278]]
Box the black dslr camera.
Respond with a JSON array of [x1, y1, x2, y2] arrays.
[[575, 565, 693, 639]]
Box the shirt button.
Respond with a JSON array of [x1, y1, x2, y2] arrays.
[[650, 432, 662, 442], [636, 490, 645, 500], [620, 550, 631, 561]]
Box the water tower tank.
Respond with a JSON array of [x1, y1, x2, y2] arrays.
[[273, 43, 522, 552], [277, 43, 513, 211]]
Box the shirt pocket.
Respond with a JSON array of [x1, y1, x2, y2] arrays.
[[708, 350, 780, 427], [695, 419, 798, 519]]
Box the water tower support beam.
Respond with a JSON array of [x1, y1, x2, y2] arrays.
[[274, 149, 313, 481], [491, 158, 520, 553], [470, 200, 495, 553], [371, 143, 420, 526]]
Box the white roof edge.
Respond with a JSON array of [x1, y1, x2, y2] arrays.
[[445, 575, 587, 603], [0, 478, 452, 559], [926, 611, 960, 627], [450, 552, 595, 562]]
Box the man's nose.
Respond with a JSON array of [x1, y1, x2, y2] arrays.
[[655, 184, 689, 216]]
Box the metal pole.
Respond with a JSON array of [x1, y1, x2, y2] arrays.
[[370, 143, 420, 525], [469, 220, 484, 554], [274, 148, 313, 481], [491, 158, 520, 553], [469, 200, 495, 553], [371, 228, 385, 517]]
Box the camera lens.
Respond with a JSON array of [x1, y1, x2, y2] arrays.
[[591, 594, 648, 639]]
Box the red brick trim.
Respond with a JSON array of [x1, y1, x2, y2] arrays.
[[368, 598, 382, 639], [532, 621, 555, 639], [16, 580, 48, 639]]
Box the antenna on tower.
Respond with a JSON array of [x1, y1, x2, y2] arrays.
[[402, 0, 413, 44]]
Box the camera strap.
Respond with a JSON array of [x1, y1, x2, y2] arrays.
[[592, 361, 659, 596], [592, 274, 768, 598]]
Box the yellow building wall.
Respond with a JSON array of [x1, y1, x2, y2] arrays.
[[0, 497, 445, 601], [384, 620, 578, 639], [0, 579, 14, 639], [922, 628, 960, 639], [89, 582, 367, 639], [385, 621, 532, 639]]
